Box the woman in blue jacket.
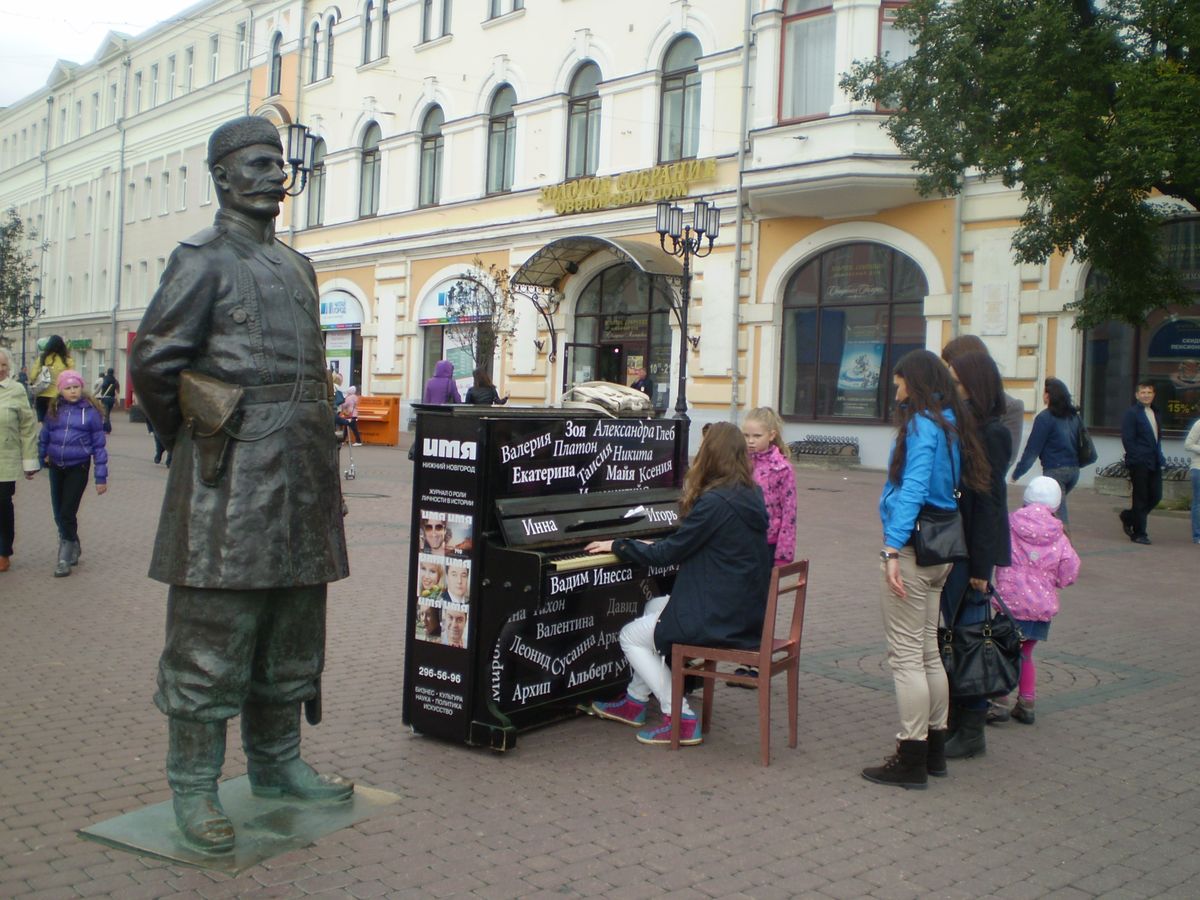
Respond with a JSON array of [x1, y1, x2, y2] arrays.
[[584, 422, 771, 747], [865, 349, 988, 789], [1012, 378, 1081, 525]]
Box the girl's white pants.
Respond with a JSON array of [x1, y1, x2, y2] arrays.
[[620, 595, 694, 717]]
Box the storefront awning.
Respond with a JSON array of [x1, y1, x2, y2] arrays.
[[511, 235, 684, 288]]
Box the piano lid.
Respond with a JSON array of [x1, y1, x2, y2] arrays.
[[495, 487, 681, 549]]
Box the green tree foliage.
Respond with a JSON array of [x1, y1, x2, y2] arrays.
[[443, 259, 517, 373], [841, 0, 1200, 327], [0, 207, 45, 336]]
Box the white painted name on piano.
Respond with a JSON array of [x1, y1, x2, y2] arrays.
[[644, 506, 678, 525], [511, 680, 552, 705], [554, 440, 599, 455], [591, 421, 677, 442], [549, 566, 635, 595], [611, 447, 654, 462], [521, 517, 559, 536], [536, 615, 596, 639], [512, 464, 577, 485], [499, 432, 553, 463]]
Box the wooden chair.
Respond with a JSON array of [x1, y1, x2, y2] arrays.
[[669, 559, 809, 765]]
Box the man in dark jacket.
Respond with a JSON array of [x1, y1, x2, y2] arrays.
[[130, 116, 351, 855], [1120, 381, 1166, 544]]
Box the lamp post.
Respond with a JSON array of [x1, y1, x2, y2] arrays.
[[17, 291, 42, 373], [655, 197, 719, 419], [282, 123, 317, 197]]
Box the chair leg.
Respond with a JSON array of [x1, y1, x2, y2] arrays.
[[759, 669, 772, 767], [670, 652, 684, 751], [701, 662, 716, 733], [787, 660, 799, 750]]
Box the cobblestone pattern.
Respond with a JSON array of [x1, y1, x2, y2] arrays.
[[1, 423, 1197, 898]]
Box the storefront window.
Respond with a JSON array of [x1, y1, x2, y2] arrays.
[[1082, 218, 1200, 435], [780, 243, 927, 421], [571, 266, 673, 407]]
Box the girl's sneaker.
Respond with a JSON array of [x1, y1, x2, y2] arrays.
[[591, 695, 647, 726], [636, 713, 702, 746], [1011, 698, 1036, 725]]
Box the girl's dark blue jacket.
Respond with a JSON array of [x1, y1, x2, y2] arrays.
[[613, 483, 771, 656], [1013, 409, 1079, 479], [38, 399, 108, 483]]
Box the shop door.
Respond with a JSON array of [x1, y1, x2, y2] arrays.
[[563, 342, 600, 393]]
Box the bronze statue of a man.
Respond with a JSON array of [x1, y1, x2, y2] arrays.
[[130, 116, 351, 855]]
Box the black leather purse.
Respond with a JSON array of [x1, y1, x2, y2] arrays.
[[938, 587, 1024, 700], [910, 435, 968, 567]]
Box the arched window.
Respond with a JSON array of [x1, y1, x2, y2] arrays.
[[306, 138, 326, 227], [1081, 217, 1200, 435], [362, 1, 374, 64], [380, 0, 390, 56], [659, 35, 701, 163], [419, 106, 444, 208], [325, 16, 336, 78], [309, 22, 321, 83], [359, 122, 381, 217], [780, 243, 928, 420], [570, 266, 674, 407], [566, 62, 601, 180], [486, 85, 516, 195], [269, 32, 283, 95]]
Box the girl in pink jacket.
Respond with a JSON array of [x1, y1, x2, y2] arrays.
[[742, 407, 797, 568], [992, 476, 1080, 725]]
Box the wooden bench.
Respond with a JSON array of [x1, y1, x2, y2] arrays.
[[354, 395, 400, 446]]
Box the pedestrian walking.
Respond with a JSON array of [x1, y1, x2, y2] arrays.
[[1186, 417, 1200, 546], [1119, 381, 1165, 545], [584, 422, 771, 747], [942, 334, 1024, 468], [97, 368, 120, 432], [32, 335, 74, 423], [464, 368, 508, 405], [990, 477, 1080, 726], [423, 359, 462, 404], [1012, 378, 1083, 526], [864, 349, 989, 789], [941, 350, 1011, 760], [38, 370, 108, 577], [337, 386, 363, 445], [0, 347, 41, 573]]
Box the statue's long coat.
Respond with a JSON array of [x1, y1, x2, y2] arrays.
[[130, 209, 349, 589]]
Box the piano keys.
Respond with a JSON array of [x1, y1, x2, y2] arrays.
[[402, 406, 687, 749]]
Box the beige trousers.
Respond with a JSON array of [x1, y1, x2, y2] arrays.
[[880, 547, 951, 741]]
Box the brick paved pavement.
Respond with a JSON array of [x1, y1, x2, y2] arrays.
[[2, 419, 1198, 898]]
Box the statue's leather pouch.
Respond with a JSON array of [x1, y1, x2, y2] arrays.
[[180, 370, 244, 487]]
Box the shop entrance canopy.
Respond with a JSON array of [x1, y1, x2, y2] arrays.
[[510, 235, 683, 288]]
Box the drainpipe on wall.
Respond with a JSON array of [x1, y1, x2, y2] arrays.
[[37, 95, 53, 345], [110, 55, 131, 375], [731, 0, 754, 422], [950, 183, 963, 338], [288, 0, 309, 247]]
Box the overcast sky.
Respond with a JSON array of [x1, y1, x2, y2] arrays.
[[0, 0, 196, 106]]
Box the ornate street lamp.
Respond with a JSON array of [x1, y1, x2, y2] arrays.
[[655, 197, 719, 419], [283, 123, 317, 196]]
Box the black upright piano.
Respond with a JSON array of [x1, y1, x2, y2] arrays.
[[402, 406, 687, 749]]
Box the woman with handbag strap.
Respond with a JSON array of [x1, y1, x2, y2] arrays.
[[865, 349, 989, 789], [941, 350, 1013, 759], [1012, 378, 1082, 527], [33, 335, 74, 424]]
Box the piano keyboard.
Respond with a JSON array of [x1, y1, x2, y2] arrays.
[[550, 552, 619, 572]]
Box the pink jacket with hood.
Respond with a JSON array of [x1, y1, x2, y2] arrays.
[[749, 444, 797, 568], [993, 503, 1080, 622]]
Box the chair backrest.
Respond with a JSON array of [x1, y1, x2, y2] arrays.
[[760, 560, 809, 658]]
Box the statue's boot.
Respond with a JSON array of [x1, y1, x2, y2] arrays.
[[242, 701, 354, 802], [167, 718, 235, 854]]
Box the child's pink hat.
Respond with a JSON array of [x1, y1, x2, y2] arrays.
[[57, 369, 85, 390]]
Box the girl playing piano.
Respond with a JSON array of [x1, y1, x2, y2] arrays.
[[584, 422, 771, 746]]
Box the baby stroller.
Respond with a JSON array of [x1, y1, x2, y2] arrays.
[[335, 421, 357, 480]]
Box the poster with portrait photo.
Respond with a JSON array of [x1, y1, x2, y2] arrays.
[[416, 510, 474, 557]]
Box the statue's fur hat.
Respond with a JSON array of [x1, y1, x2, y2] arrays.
[[207, 116, 283, 168]]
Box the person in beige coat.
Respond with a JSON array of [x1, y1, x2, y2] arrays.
[[0, 347, 41, 572]]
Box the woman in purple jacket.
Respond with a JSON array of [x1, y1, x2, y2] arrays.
[[422, 360, 462, 404], [38, 370, 108, 577]]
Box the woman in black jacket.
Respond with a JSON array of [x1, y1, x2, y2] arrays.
[[584, 422, 770, 747], [941, 350, 1012, 759], [464, 369, 508, 405]]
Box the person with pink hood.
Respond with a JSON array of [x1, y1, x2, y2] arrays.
[[991, 476, 1080, 725]]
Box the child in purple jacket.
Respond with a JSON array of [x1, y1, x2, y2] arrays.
[[992, 476, 1080, 725], [38, 370, 108, 577]]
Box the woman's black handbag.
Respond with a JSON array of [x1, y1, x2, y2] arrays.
[[939, 587, 1024, 700], [910, 435, 967, 566], [1075, 414, 1098, 466]]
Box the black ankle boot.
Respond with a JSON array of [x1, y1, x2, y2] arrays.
[[926, 728, 948, 777], [944, 708, 987, 758], [167, 718, 234, 854], [862, 739, 928, 789]]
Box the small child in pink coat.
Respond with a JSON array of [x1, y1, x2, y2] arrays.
[[992, 476, 1080, 724], [742, 407, 797, 568]]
